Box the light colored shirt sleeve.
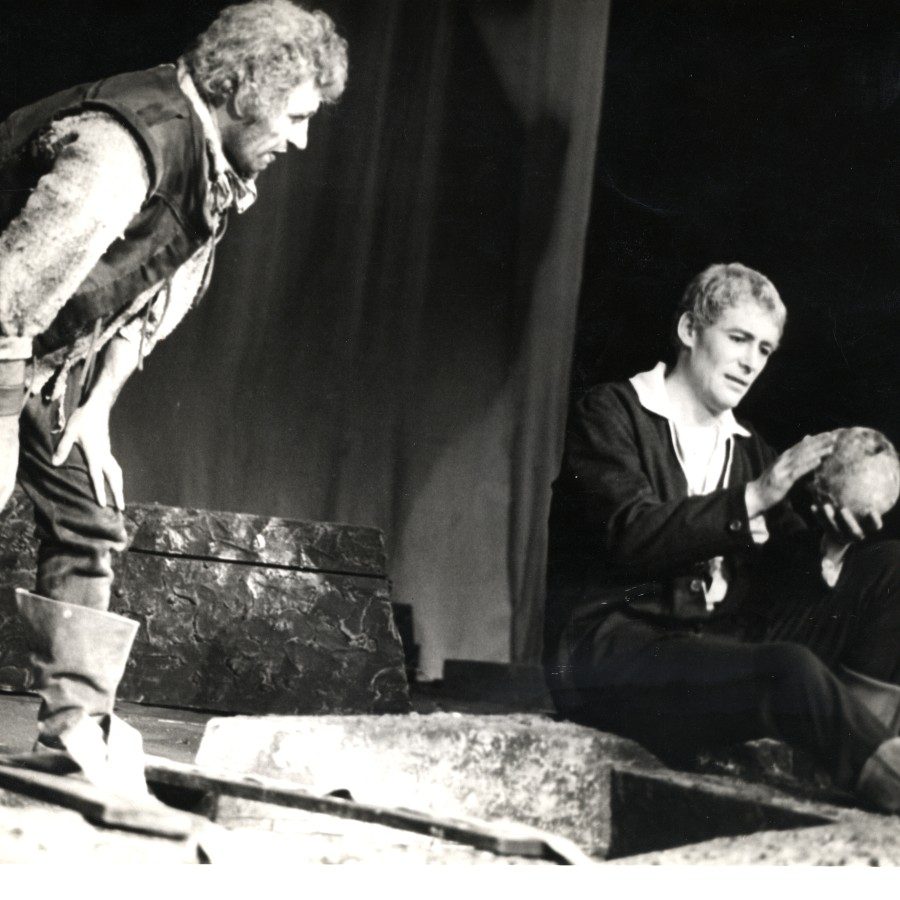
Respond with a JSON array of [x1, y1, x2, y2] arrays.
[[0, 111, 150, 356], [820, 537, 850, 588], [748, 513, 770, 545]]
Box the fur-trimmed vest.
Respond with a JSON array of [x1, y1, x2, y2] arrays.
[[0, 65, 214, 353]]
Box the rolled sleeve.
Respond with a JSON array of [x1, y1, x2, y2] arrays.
[[0, 336, 33, 360]]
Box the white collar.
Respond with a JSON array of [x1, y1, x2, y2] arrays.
[[176, 59, 257, 215], [629, 362, 751, 438]]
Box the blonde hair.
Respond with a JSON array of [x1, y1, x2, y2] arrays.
[[672, 262, 786, 350], [183, 0, 347, 120]]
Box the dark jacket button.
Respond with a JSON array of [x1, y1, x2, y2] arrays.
[[689, 578, 703, 592], [728, 519, 743, 533]]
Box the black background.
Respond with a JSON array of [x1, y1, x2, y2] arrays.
[[575, 0, 899, 541]]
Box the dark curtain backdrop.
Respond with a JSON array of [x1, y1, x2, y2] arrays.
[[1, 1, 610, 677], [574, 0, 900, 539]]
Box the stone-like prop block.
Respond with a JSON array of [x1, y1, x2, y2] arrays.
[[194, 712, 664, 856], [196, 713, 865, 860], [0, 488, 409, 715]]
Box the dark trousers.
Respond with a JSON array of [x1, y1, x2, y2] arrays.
[[556, 542, 900, 790], [16, 368, 127, 612]]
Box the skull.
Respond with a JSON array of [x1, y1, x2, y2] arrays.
[[812, 427, 900, 518]]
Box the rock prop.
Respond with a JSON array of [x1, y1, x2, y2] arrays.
[[812, 427, 900, 518], [0, 489, 410, 715]]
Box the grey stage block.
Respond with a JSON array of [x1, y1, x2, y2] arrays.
[[0, 488, 409, 715], [194, 712, 664, 856]]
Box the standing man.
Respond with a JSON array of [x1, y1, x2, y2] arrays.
[[545, 262, 900, 813], [0, 0, 347, 793]]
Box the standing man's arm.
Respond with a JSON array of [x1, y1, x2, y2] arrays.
[[0, 112, 150, 509], [0, 362, 25, 509]]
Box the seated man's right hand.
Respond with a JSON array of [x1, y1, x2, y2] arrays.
[[811, 501, 882, 546], [0, 414, 20, 512], [745, 432, 837, 518]]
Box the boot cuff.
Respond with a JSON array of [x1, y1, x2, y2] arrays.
[[13, 589, 138, 660]]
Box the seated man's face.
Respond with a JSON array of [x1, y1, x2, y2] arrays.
[[683, 299, 782, 415]]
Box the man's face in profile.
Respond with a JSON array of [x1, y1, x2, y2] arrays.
[[224, 79, 322, 179], [682, 299, 782, 415]]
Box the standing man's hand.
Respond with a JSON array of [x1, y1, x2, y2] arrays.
[[52, 398, 124, 510], [49, 333, 143, 511], [745, 432, 837, 518]]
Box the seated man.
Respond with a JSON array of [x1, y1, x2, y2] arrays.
[[544, 262, 900, 812]]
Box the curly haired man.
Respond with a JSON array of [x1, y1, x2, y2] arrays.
[[0, 1, 347, 794]]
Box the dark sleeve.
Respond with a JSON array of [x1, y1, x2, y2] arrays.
[[554, 385, 764, 576]]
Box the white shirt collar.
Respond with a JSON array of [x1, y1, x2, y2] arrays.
[[629, 361, 751, 438], [176, 59, 257, 215]]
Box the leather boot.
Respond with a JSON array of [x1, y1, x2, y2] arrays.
[[839, 664, 900, 735], [11, 588, 148, 797], [856, 738, 900, 814]]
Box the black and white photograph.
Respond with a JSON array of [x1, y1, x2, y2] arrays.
[[0, 0, 897, 874]]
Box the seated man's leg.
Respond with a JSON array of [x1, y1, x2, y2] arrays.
[[562, 611, 888, 791], [829, 541, 900, 681], [762, 540, 900, 730]]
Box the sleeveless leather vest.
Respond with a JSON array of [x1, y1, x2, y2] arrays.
[[0, 65, 215, 353]]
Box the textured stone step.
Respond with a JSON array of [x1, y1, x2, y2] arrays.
[[194, 712, 662, 856], [0, 488, 409, 715], [193, 712, 858, 860]]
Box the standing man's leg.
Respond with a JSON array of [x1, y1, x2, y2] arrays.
[[12, 368, 144, 792], [19, 372, 127, 612]]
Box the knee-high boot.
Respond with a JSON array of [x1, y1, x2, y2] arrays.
[[12, 588, 148, 797]]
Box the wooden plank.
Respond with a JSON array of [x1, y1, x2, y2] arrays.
[[0, 761, 199, 838], [143, 755, 594, 864]]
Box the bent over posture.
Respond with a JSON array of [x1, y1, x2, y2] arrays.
[[0, 0, 347, 792], [545, 263, 900, 813]]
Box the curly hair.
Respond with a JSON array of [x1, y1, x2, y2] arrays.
[[671, 262, 786, 351], [182, 0, 348, 121]]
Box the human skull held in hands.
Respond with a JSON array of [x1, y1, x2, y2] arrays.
[[812, 427, 900, 518]]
